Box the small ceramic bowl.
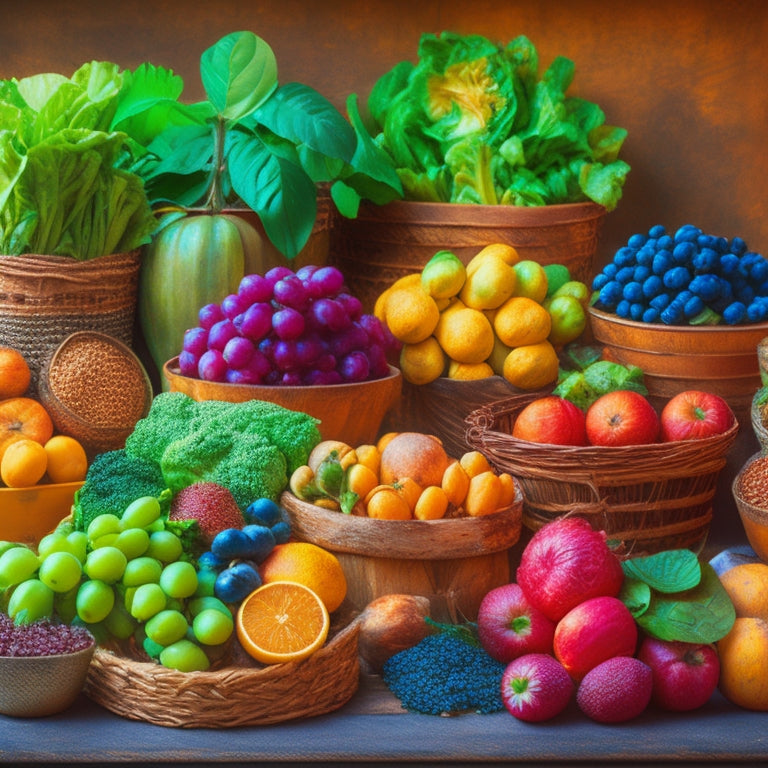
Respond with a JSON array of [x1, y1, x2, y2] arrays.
[[0, 641, 95, 717]]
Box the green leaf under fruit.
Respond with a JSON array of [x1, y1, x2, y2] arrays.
[[633, 562, 736, 644], [622, 549, 702, 594]]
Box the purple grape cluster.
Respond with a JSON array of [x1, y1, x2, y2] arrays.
[[0, 614, 94, 657], [179, 265, 400, 386]]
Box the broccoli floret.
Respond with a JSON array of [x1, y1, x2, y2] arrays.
[[72, 450, 170, 533], [160, 427, 287, 509], [124, 392, 200, 464]]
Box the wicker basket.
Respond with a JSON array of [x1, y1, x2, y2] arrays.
[[83, 615, 360, 728], [0, 251, 140, 395], [465, 393, 740, 556], [751, 389, 768, 453]]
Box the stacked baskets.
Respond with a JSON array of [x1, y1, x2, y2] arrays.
[[465, 392, 740, 556]]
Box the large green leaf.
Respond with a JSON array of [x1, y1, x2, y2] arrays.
[[200, 31, 278, 122], [635, 562, 736, 644], [226, 129, 316, 258], [622, 549, 702, 594]]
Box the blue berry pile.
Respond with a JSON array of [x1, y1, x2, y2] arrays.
[[592, 224, 768, 325]]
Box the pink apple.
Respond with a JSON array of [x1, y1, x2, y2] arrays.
[[501, 652, 574, 722], [516, 516, 625, 623], [553, 595, 638, 681], [577, 656, 653, 723], [659, 390, 735, 442], [636, 635, 720, 711], [511, 396, 588, 446], [477, 583, 556, 664], [585, 389, 660, 446]]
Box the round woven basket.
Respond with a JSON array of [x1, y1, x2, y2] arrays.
[[281, 487, 523, 623], [38, 332, 153, 457], [0, 251, 141, 395], [83, 616, 360, 728], [331, 199, 605, 312], [465, 392, 740, 556]]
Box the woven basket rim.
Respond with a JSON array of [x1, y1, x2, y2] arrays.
[[83, 616, 361, 728], [465, 392, 740, 473]]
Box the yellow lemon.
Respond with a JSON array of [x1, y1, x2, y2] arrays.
[[459, 254, 517, 310], [373, 273, 422, 322], [434, 306, 495, 364], [487, 335, 513, 376], [502, 340, 560, 390], [399, 336, 446, 385], [447, 360, 494, 380], [512, 259, 549, 303], [493, 296, 552, 348], [383, 283, 440, 344], [421, 250, 467, 300], [466, 243, 521, 273]]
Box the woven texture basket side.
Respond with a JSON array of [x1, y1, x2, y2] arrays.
[[465, 393, 740, 555], [0, 251, 140, 395], [751, 389, 768, 454], [83, 619, 360, 728]]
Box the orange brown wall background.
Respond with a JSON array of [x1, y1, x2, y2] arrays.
[[2, 0, 766, 266]]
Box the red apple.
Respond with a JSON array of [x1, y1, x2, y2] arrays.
[[477, 583, 556, 664], [501, 652, 574, 722], [553, 595, 638, 681], [511, 396, 587, 446], [636, 636, 720, 711], [585, 390, 660, 446], [659, 390, 735, 442], [516, 516, 625, 623]]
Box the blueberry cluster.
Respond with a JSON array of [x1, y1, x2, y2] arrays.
[[382, 631, 506, 715], [0, 614, 93, 657], [195, 498, 291, 605], [592, 224, 768, 325]]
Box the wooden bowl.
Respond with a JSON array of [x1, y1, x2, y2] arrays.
[[163, 359, 402, 447], [281, 487, 524, 623], [588, 307, 768, 414], [0, 482, 83, 546]]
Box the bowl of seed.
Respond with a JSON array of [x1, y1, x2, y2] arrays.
[[732, 452, 768, 563], [37, 331, 153, 458], [0, 615, 95, 717]]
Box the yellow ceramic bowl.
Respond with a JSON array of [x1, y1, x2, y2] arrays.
[[163, 358, 402, 447], [0, 482, 83, 546]]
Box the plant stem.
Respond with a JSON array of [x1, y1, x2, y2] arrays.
[[203, 117, 227, 213]]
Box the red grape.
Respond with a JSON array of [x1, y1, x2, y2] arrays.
[[198, 349, 228, 381], [198, 303, 224, 330], [222, 336, 255, 369], [238, 274, 273, 305], [272, 306, 306, 340], [239, 302, 273, 341], [207, 318, 239, 350], [183, 327, 209, 356]]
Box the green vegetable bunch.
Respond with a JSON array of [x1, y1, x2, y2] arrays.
[[112, 30, 403, 259], [553, 359, 648, 411], [362, 31, 630, 211], [0, 61, 156, 259]]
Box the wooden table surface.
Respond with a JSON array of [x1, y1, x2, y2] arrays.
[[2, 665, 767, 767]]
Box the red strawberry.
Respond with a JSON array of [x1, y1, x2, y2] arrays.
[[169, 482, 245, 545]]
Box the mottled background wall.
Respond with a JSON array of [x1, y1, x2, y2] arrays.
[[2, 0, 766, 263]]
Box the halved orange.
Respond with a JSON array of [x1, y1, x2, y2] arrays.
[[236, 581, 330, 665]]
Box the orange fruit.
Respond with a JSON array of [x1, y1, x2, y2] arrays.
[[497, 472, 518, 508], [43, 435, 88, 484], [399, 336, 446, 385], [459, 253, 517, 310], [414, 485, 449, 520], [446, 360, 494, 380], [345, 462, 379, 503], [459, 450, 493, 478], [1, 437, 48, 488], [259, 542, 347, 613], [0, 397, 54, 464], [376, 431, 400, 454], [433, 305, 495, 364], [393, 476, 423, 512], [717, 617, 768, 710], [383, 283, 441, 344], [466, 243, 521, 271], [464, 470, 503, 517], [380, 432, 450, 489], [0, 347, 31, 398], [373, 273, 422, 323], [502, 340, 560, 390], [364, 484, 412, 520], [236, 581, 330, 665], [493, 296, 552, 348], [718, 562, 768, 620], [441, 460, 470, 507], [353, 444, 381, 475]]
